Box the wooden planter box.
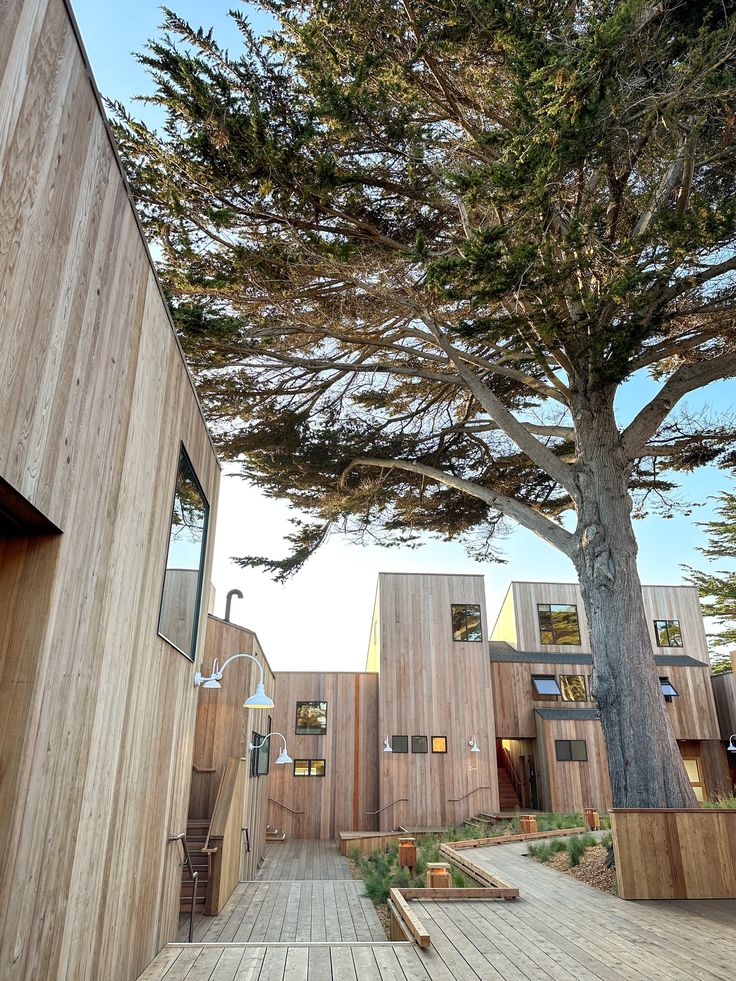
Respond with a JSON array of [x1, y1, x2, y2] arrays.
[[610, 808, 736, 899]]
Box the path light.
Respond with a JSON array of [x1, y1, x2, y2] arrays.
[[383, 735, 393, 753], [249, 732, 292, 765], [194, 652, 274, 709], [728, 734, 736, 753], [468, 735, 480, 754]]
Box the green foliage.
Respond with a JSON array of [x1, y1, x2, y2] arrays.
[[535, 812, 585, 832], [567, 833, 598, 867], [703, 795, 736, 809], [526, 838, 568, 862], [685, 490, 736, 647]]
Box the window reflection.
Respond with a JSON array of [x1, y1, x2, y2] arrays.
[[451, 604, 482, 641], [158, 446, 209, 658], [537, 604, 581, 645]]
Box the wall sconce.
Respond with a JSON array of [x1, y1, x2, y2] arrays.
[[194, 652, 274, 709], [249, 732, 292, 764], [383, 735, 393, 753], [468, 735, 480, 754], [728, 734, 736, 753]]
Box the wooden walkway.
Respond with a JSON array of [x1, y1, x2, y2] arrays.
[[256, 837, 353, 880], [146, 838, 736, 981]]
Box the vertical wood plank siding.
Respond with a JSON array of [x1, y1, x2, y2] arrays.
[[0, 3, 220, 980]]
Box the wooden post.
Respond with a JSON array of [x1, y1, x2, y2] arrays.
[[584, 808, 600, 831], [426, 862, 452, 888], [398, 836, 417, 870], [520, 815, 537, 834]]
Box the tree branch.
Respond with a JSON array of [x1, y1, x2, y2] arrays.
[[343, 457, 575, 554]]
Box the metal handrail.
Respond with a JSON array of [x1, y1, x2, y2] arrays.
[[365, 798, 409, 815], [447, 786, 491, 803], [500, 748, 524, 804], [268, 798, 305, 814], [169, 833, 198, 943]]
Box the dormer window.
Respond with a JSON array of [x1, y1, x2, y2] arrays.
[[537, 604, 581, 646], [660, 677, 679, 702], [532, 674, 561, 700]]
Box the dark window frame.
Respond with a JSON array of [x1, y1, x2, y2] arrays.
[[157, 443, 210, 661], [293, 758, 326, 777], [391, 735, 409, 753], [654, 619, 683, 648], [531, 674, 562, 700], [659, 676, 679, 702], [411, 735, 428, 753], [295, 700, 328, 736], [559, 674, 587, 702], [431, 736, 448, 754], [537, 603, 581, 646], [555, 739, 588, 762], [451, 603, 483, 642]]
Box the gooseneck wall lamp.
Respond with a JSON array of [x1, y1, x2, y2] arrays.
[[383, 735, 393, 753], [248, 732, 292, 765], [728, 734, 736, 753], [469, 735, 481, 754], [194, 652, 274, 709]]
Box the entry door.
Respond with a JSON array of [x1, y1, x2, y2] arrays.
[[682, 757, 706, 802]]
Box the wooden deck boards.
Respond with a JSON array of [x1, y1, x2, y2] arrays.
[[151, 838, 736, 981]]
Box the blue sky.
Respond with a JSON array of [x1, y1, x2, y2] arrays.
[[72, 1, 736, 670]]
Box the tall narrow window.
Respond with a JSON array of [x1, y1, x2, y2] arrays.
[[451, 604, 482, 641], [654, 620, 683, 647], [158, 446, 209, 659], [537, 604, 581, 645], [295, 701, 327, 735]]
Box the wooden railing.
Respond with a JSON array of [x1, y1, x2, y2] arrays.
[[447, 786, 491, 803], [203, 758, 246, 915], [500, 748, 524, 805], [168, 833, 198, 943], [268, 798, 305, 814], [366, 798, 409, 815]]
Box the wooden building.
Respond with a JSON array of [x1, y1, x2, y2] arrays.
[[710, 652, 736, 792], [491, 582, 731, 811], [0, 1, 220, 979]]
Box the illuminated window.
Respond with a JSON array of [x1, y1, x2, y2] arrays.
[[432, 737, 447, 754], [295, 701, 327, 735], [682, 757, 705, 802], [412, 736, 428, 753], [537, 604, 581, 645], [293, 759, 325, 777], [451, 604, 482, 641], [560, 675, 586, 702], [654, 620, 683, 647]]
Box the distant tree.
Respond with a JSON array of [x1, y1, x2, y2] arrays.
[[112, 0, 736, 808], [686, 491, 736, 661]]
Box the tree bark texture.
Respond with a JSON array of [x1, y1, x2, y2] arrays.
[[571, 389, 697, 808]]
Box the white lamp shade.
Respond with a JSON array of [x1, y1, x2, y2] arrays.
[[728, 735, 736, 753], [202, 677, 222, 689], [383, 735, 393, 753], [469, 735, 480, 753], [243, 681, 274, 709], [276, 748, 293, 765]]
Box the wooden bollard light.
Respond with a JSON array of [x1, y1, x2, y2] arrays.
[[398, 837, 417, 870], [520, 815, 538, 834], [584, 808, 600, 831], [426, 862, 451, 888]]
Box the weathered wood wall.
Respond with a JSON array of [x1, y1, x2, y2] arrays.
[[534, 715, 613, 813], [0, 2, 220, 979], [374, 573, 499, 830], [189, 616, 275, 881], [611, 808, 736, 899], [268, 672, 380, 839], [711, 668, 736, 739]]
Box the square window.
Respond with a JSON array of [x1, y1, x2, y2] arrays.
[[555, 740, 572, 761], [293, 759, 310, 776], [570, 740, 587, 761], [532, 675, 561, 699], [310, 759, 326, 777], [654, 619, 683, 648], [391, 735, 408, 753], [412, 736, 428, 753], [295, 700, 327, 735], [432, 736, 447, 754], [451, 604, 482, 642], [560, 675, 586, 702], [537, 604, 581, 646]]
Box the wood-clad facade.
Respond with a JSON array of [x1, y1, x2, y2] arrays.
[[268, 672, 379, 839], [491, 582, 730, 811], [0, 2, 219, 979], [189, 616, 276, 883]]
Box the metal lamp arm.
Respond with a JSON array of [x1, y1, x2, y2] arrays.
[[249, 732, 287, 752], [194, 651, 263, 687]]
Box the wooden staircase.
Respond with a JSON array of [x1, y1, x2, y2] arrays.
[[497, 765, 521, 810], [179, 818, 209, 914]]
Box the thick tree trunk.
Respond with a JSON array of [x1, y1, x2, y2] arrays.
[[571, 389, 697, 808]]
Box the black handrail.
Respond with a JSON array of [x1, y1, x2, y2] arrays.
[[169, 833, 198, 943]]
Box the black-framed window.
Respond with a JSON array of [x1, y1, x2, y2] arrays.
[[532, 674, 561, 700], [250, 715, 271, 777], [412, 736, 428, 753], [294, 759, 325, 777], [451, 604, 482, 642], [660, 676, 679, 702], [559, 675, 587, 702], [391, 735, 408, 753], [555, 739, 588, 762], [432, 736, 447, 754], [537, 604, 581, 646], [654, 619, 683, 648], [157, 445, 209, 659], [295, 700, 327, 735]]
